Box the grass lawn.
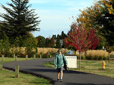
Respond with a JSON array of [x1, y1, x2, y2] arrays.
[[44, 60, 114, 79], [0, 57, 35, 63], [0, 57, 51, 85]]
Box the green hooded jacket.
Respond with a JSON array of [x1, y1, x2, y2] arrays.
[[54, 54, 68, 69]]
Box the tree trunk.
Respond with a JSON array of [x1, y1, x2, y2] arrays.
[[108, 52, 110, 63], [75, 50, 77, 69], [79, 52, 81, 71], [84, 50, 87, 59]]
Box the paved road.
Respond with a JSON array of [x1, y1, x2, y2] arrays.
[[3, 58, 114, 85]]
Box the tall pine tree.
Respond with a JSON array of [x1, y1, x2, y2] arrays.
[[61, 31, 67, 39], [55, 35, 61, 48], [0, 0, 40, 43]]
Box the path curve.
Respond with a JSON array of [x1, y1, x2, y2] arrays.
[[3, 58, 114, 85]]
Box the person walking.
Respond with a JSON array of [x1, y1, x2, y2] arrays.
[[54, 49, 68, 82]]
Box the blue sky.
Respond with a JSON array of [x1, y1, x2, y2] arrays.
[[0, 0, 97, 38]]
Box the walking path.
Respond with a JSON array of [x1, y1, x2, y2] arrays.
[[3, 58, 114, 85]]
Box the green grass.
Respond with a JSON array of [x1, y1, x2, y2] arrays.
[[0, 69, 50, 85], [44, 60, 114, 79], [0, 57, 35, 63], [0, 57, 51, 85]]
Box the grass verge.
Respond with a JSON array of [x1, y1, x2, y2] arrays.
[[0, 57, 51, 85], [44, 60, 114, 79], [0, 57, 35, 63]]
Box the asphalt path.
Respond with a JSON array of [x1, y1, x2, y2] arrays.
[[3, 58, 114, 85]]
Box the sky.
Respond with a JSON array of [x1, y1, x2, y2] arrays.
[[0, 0, 98, 38]]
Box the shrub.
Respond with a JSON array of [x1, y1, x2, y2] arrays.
[[28, 51, 36, 58], [90, 55, 95, 60], [18, 53, 26, 58], [86, 56, 89, 60], [5, 52, 13, 57], [42, 53, 50, 58], [103, 56, 108, 60], [94, 56, 99, 60], [81, 55, 85, 59], [98, 56, 103, 60], [36, 54, 40, 58], [110, 54, 114, 58]]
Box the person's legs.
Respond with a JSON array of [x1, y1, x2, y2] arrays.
[[57, 72, 60, 79], [57, 67, 63, 82], [60, 71, 63, 79], [57, 68, 60, 81], [60, 66, 63, 82]]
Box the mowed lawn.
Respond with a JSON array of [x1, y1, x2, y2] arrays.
[[44, 60, 114, 79], [0, 57, 35, 63], [0, 57, 51, 85]]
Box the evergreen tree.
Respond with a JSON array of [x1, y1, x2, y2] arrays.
[[45, 38, 51, 47], [52, 35, 56, 39], [36, 35, 46, 47], [0, 0, 40, 43], [95, 0, 114, 46], [51, 36, 55, 48], [61, 31, 65, 39], [55, 35, 61, 48], [61, 31, 67, 39], [45, 36, 55, 48]]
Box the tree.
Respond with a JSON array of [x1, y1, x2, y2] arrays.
[[77, 3, 101, 30], [24, 36, 37, 57], [76, 0, 114, 61], [36, 35, 46, 47], [51, 36, 55, 48], [94, 0, 114, 62], [64, 23, 99, 70], [0, 0, 40, 43], [61, 31, 67, 39], [0, 32, 10, 57], [46, 36, 55, 48], [46, 38, 51, 47], [95, 0, 114, 46], [55, 35, 62, 48], [52, 35, 56, 39], [76, 2, 105, 49], [106, 0, 114, 15]]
